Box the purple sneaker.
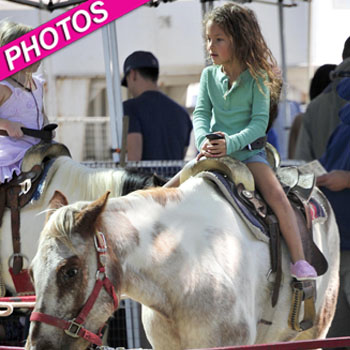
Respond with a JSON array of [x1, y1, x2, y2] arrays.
[[290, 260, 317, 280]]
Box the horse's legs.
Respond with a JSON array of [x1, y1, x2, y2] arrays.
[[141, 305, 181, 350]]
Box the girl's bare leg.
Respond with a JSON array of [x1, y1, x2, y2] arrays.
[[246, 162, 305, 263]]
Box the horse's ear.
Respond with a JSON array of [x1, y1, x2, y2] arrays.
[[46, 191, 69, 222], [152, 173, 167, 187], [75, 191, 110, 234]]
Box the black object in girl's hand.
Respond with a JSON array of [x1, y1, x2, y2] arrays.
[[206, 133, 224, 140]]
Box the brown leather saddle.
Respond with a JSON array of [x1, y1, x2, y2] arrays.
[[0, 142, 71, 294]]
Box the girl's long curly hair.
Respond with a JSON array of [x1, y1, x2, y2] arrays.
[[204, 3, 282, 129]]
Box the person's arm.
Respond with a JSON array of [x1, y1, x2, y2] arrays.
[[193, 68, 213, 151], [127, 132, 143, 161], [0, 118, 24, 138], [317, 170, 350, 191]]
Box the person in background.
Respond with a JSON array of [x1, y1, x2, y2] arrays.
[[121, 51, 193, 161], [192, 3, 316, 280], [288, 64, 336, 159], [294, 36, 350, 161], [0, 20, 51, 184], [316, 77, 350, 345]]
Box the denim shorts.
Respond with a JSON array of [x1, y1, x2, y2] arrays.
[[242, 149, 271, 167]]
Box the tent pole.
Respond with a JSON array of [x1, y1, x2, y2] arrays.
[[108, 22, 124, 161], [307, 0, 314, 83], [278, 0, 287, 97], [277, 0, 291, 160], [102, 23, 123, 163]]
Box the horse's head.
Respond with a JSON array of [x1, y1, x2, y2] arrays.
[[26, 191, 121, 350]]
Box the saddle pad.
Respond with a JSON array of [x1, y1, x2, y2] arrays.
[[309, 197, 327, 223], [31, 158, 55, 202], [197, 171, 270, 243]]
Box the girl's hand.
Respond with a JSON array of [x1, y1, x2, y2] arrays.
[[316, 170, 350, 191], [197, 132, 227, 160], [3, 120, 24, 138]]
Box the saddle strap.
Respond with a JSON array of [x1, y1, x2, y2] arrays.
[[7, 186, 23, 274], [7, 186, 23, 273], [266, 214, 282, 307], [3, 164, 43, 276], [236, 183, 267, 218], [288, 279, 316, 332]]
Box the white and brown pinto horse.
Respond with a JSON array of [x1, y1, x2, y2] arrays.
[[0, 156, 164, 295], [26, 176, 339, 350]]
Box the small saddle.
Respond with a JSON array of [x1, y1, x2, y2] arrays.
[[21, 141, 71, 172]]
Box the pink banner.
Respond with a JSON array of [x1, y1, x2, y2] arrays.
[[0, 0, 149, 80]]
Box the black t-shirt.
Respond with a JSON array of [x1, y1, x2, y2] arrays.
[[123, 91, 193, 160]]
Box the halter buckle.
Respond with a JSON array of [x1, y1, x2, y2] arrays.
[[94, 232, 107, 253], [64, 319, 82, 338], [96, 269, 106, 280]]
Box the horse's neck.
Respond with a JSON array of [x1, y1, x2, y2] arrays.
[[104, 190, 181, 312], [52, 157, 124, 200]]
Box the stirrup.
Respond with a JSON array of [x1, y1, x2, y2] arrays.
[[288, 279, 316, 331]]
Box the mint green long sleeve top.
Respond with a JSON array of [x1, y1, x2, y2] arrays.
[[193, 65, 270, 161]]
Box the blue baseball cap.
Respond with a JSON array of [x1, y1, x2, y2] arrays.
[[121, 51, 159, 87]]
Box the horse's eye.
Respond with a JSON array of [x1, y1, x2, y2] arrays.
[[65, 268, 78, 279]]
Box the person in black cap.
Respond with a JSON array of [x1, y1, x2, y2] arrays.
[[122, 50, 193, 161]]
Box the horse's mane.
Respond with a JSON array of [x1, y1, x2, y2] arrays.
[[50, 157, 165, 200], [51, 157, 125, 199], [42, 200, 88, 251]]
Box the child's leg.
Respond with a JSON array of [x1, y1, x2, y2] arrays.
[[246, 162, 305, 263], [247, 162, 317, 279]]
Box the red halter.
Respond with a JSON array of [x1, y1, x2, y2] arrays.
[[30, 231, 119, 346]]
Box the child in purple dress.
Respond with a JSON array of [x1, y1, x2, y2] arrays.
[[0, 21, 50, 184]]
